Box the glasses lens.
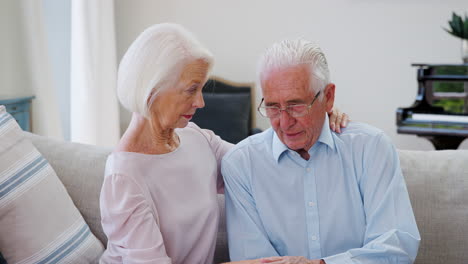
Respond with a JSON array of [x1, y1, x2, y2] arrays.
[[288, 105, 308, 117], [258, 107, 268, 117], [259, 107, 280, 118], [267, 107, 280, 117]]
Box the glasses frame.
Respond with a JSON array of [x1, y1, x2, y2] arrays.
[[257, 90, 322, 118]]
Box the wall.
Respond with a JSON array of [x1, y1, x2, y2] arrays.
[[115, 0, 468, 150], [43, 0, 71, 140], [0, 1, 30, 98], [0, 0, 69, 139], [3, 1, 467, 149]]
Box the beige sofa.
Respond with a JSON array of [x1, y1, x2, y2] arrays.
[[24, 132, 468, 264]]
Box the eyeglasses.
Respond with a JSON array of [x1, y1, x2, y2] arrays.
[[257, 91, 321, 118]]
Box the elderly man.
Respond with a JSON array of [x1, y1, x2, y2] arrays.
[[221, 39, 420, 264]]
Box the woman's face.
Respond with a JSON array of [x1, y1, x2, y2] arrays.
[[150, 59, 209, 129]]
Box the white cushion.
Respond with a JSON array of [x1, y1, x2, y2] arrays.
[[0, 105, 104, 263]]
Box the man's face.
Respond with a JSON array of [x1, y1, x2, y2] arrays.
[[261, 65, 335, 151]]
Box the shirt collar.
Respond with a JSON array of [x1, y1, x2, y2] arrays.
[[271, 113, 336, 163], [318, 114, 336, 151], [272, 131, 289, 162]]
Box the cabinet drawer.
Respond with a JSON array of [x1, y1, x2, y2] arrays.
[[0, 96, 35, 132], [4, 102, 30, 114]]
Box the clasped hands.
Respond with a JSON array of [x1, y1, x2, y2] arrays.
[[227, 256, 324, 264], [260, 256, 324, 264]]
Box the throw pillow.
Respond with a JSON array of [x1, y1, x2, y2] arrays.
[[0, 105, 104, 263]]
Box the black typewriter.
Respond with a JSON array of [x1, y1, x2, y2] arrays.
[[396, 63, 468, 150]]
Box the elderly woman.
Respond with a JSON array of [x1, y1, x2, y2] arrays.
[[99, 23, 348, 264]]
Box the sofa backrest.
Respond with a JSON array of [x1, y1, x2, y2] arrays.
[[24, 131, 234, 263], [398, 149, 468, 264], [24, 132, 110, 245], [24, 132, 468, 263]]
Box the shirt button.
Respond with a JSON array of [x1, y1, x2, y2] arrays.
[[311, 235, 317, 241], [306, 168, 311, 172], [308, 202, 315, 207]]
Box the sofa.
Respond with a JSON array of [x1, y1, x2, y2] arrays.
[[17, 132, 468, 263]]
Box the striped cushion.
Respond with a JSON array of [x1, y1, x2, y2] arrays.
[[0, 105, 104, 263]]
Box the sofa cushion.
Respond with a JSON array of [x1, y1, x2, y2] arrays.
[[398, 149, 468, 264], [0, 106, 104, 263], [23, 132, 112, 246]]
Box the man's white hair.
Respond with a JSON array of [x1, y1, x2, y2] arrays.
[[257, 39, 330, 100], [117, 23, 213, 118]]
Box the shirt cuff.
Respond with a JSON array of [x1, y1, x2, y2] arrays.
[[322, 251, 354, 264]]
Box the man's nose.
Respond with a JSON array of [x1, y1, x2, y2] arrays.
[[279, 110, 295, 130]]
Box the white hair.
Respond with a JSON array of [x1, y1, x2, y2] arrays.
[[257, 39, 330, 100], [117, 23, 214, 118]]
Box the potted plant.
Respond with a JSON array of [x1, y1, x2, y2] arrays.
[[444, 12, 468, 63]]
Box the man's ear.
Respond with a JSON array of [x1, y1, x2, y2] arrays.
[[324, 83, 335, 113]]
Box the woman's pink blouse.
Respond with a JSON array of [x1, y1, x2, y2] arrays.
[[99, 123, 233, 264]]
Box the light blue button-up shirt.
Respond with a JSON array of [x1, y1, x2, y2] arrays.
[[222, 115, 420, 264]]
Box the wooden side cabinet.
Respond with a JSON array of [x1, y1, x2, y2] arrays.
[[0, 96, 35, 132]]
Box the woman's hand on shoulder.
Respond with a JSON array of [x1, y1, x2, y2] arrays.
[[328, 107, 349, 133]]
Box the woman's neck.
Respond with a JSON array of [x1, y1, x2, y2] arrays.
[[117, 113, 180, 155]]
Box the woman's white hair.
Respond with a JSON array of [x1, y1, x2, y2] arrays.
[[257, 39, 330, 100], [117, 23, 214, 118]]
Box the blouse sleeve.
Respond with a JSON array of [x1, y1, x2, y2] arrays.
[[100, 173, 172, 264], [188, 122, 234, 194]]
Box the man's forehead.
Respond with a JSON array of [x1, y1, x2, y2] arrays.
[[263, 64, 310, 80], [263, 96, 310, 105], [262, 65, 311, 85], [261, 79, 313, 100]]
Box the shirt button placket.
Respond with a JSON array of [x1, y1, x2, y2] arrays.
[[304, 165, 321, 257]]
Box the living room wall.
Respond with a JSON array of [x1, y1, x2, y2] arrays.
[[115, 0, 468, 150], [1, 0, 69, 140], [2, 1, 467, 149], [0, 1, 30, 98]]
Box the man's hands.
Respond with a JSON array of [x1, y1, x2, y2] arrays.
[[223, 260, 265, 264], [224, 257, 325, 264], [260, 256, 325, 264]]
